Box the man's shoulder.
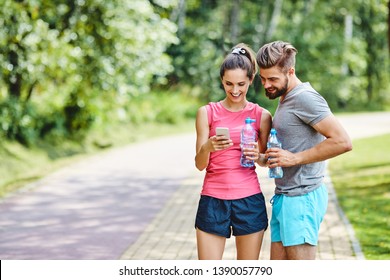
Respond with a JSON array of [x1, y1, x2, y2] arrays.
[[294, 85, 327, 105]]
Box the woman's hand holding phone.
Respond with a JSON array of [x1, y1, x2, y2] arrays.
[[211, 127, 233, 151]]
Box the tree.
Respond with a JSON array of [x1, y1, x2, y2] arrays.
[[0, 0, 178, 144], [354, 0, 389, 106], [388, 0, 390, 53]]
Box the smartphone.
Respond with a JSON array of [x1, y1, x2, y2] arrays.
[[216, 127, 230, 139]]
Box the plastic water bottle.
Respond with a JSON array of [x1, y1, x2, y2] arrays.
[[240, 117, 256, 168], [268, 128, 283, 178]]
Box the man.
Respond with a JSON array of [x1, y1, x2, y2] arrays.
[[256, 41, 352, 260]]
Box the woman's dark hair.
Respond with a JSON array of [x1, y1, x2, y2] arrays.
[[220, 43, 257, 80]]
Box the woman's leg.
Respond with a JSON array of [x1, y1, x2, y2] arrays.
[[235, 230, 265, 260], [196, 228, 226, 260]]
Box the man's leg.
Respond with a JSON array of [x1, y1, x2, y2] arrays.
[[271, 242, 316, 260], [270, 241, 286, 260], [271, 186, 328, 260], [285, 244, 316, 260]]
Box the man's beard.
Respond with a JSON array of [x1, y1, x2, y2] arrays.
[[265, 83, 288, 100]]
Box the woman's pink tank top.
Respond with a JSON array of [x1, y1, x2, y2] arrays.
[[201, 101, 263, 199]]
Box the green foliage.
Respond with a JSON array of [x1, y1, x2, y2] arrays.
[[168, 0, 389, 112], [0, 0, 179, 144], [0, 97, 38, 145], [125, 88, 201, 124], [0, 0, 389, 146], [63, 90, 96, 139], [329, 134, 390, 259]]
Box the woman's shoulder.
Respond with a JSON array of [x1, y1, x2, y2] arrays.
[[196, 105, 208, 118], [198, 101, 217, 110], [206, 101, 221, 108], [197, 102, 221, 125], [247, 102, 272, 124], [261, 108, 272, 122], [248, 102, 269, 113]]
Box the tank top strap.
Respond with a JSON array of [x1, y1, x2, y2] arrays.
[[244, 102, 263, 130], [254, 103, 263, 128], [205, 102, 217, 127]]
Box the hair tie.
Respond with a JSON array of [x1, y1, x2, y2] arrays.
[[231, 47, 246, 55]]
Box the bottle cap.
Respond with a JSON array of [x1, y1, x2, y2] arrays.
[[245, 117, 255, 124]]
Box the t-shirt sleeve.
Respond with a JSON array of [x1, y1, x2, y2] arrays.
[[294, 90, 331, 126]]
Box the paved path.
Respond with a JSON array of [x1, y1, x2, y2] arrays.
[[1, 112, 390, 260], [0, 135, 194, 259]]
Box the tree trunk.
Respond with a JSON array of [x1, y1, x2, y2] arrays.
[[388, 0, 390, 53], [364, 4, 375, 101], [342, 14, 353, 75], [230, 0, 240, 44], [266, 0, 283, 41], [8, 50, 22, 98], [171, 0, 186, 35]]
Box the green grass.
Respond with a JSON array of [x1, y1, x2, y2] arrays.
[[329, 133, 390, 260], [0, 119, 195, 198]]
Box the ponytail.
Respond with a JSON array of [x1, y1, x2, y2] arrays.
[[220, 43, 257, 79]]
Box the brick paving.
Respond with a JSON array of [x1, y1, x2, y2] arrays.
[[120, 167, 363, 260]]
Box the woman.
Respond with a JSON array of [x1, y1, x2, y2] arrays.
[[194, 43, 272, 260]]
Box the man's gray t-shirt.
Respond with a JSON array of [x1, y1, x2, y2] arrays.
[[272, 82, 331, 196]]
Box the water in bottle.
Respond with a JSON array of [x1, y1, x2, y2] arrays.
[[268, 128, 283, 178], [240, 117, 256, 168]]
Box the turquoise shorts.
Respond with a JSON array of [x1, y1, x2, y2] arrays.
[[270, 185, 328, 246]]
